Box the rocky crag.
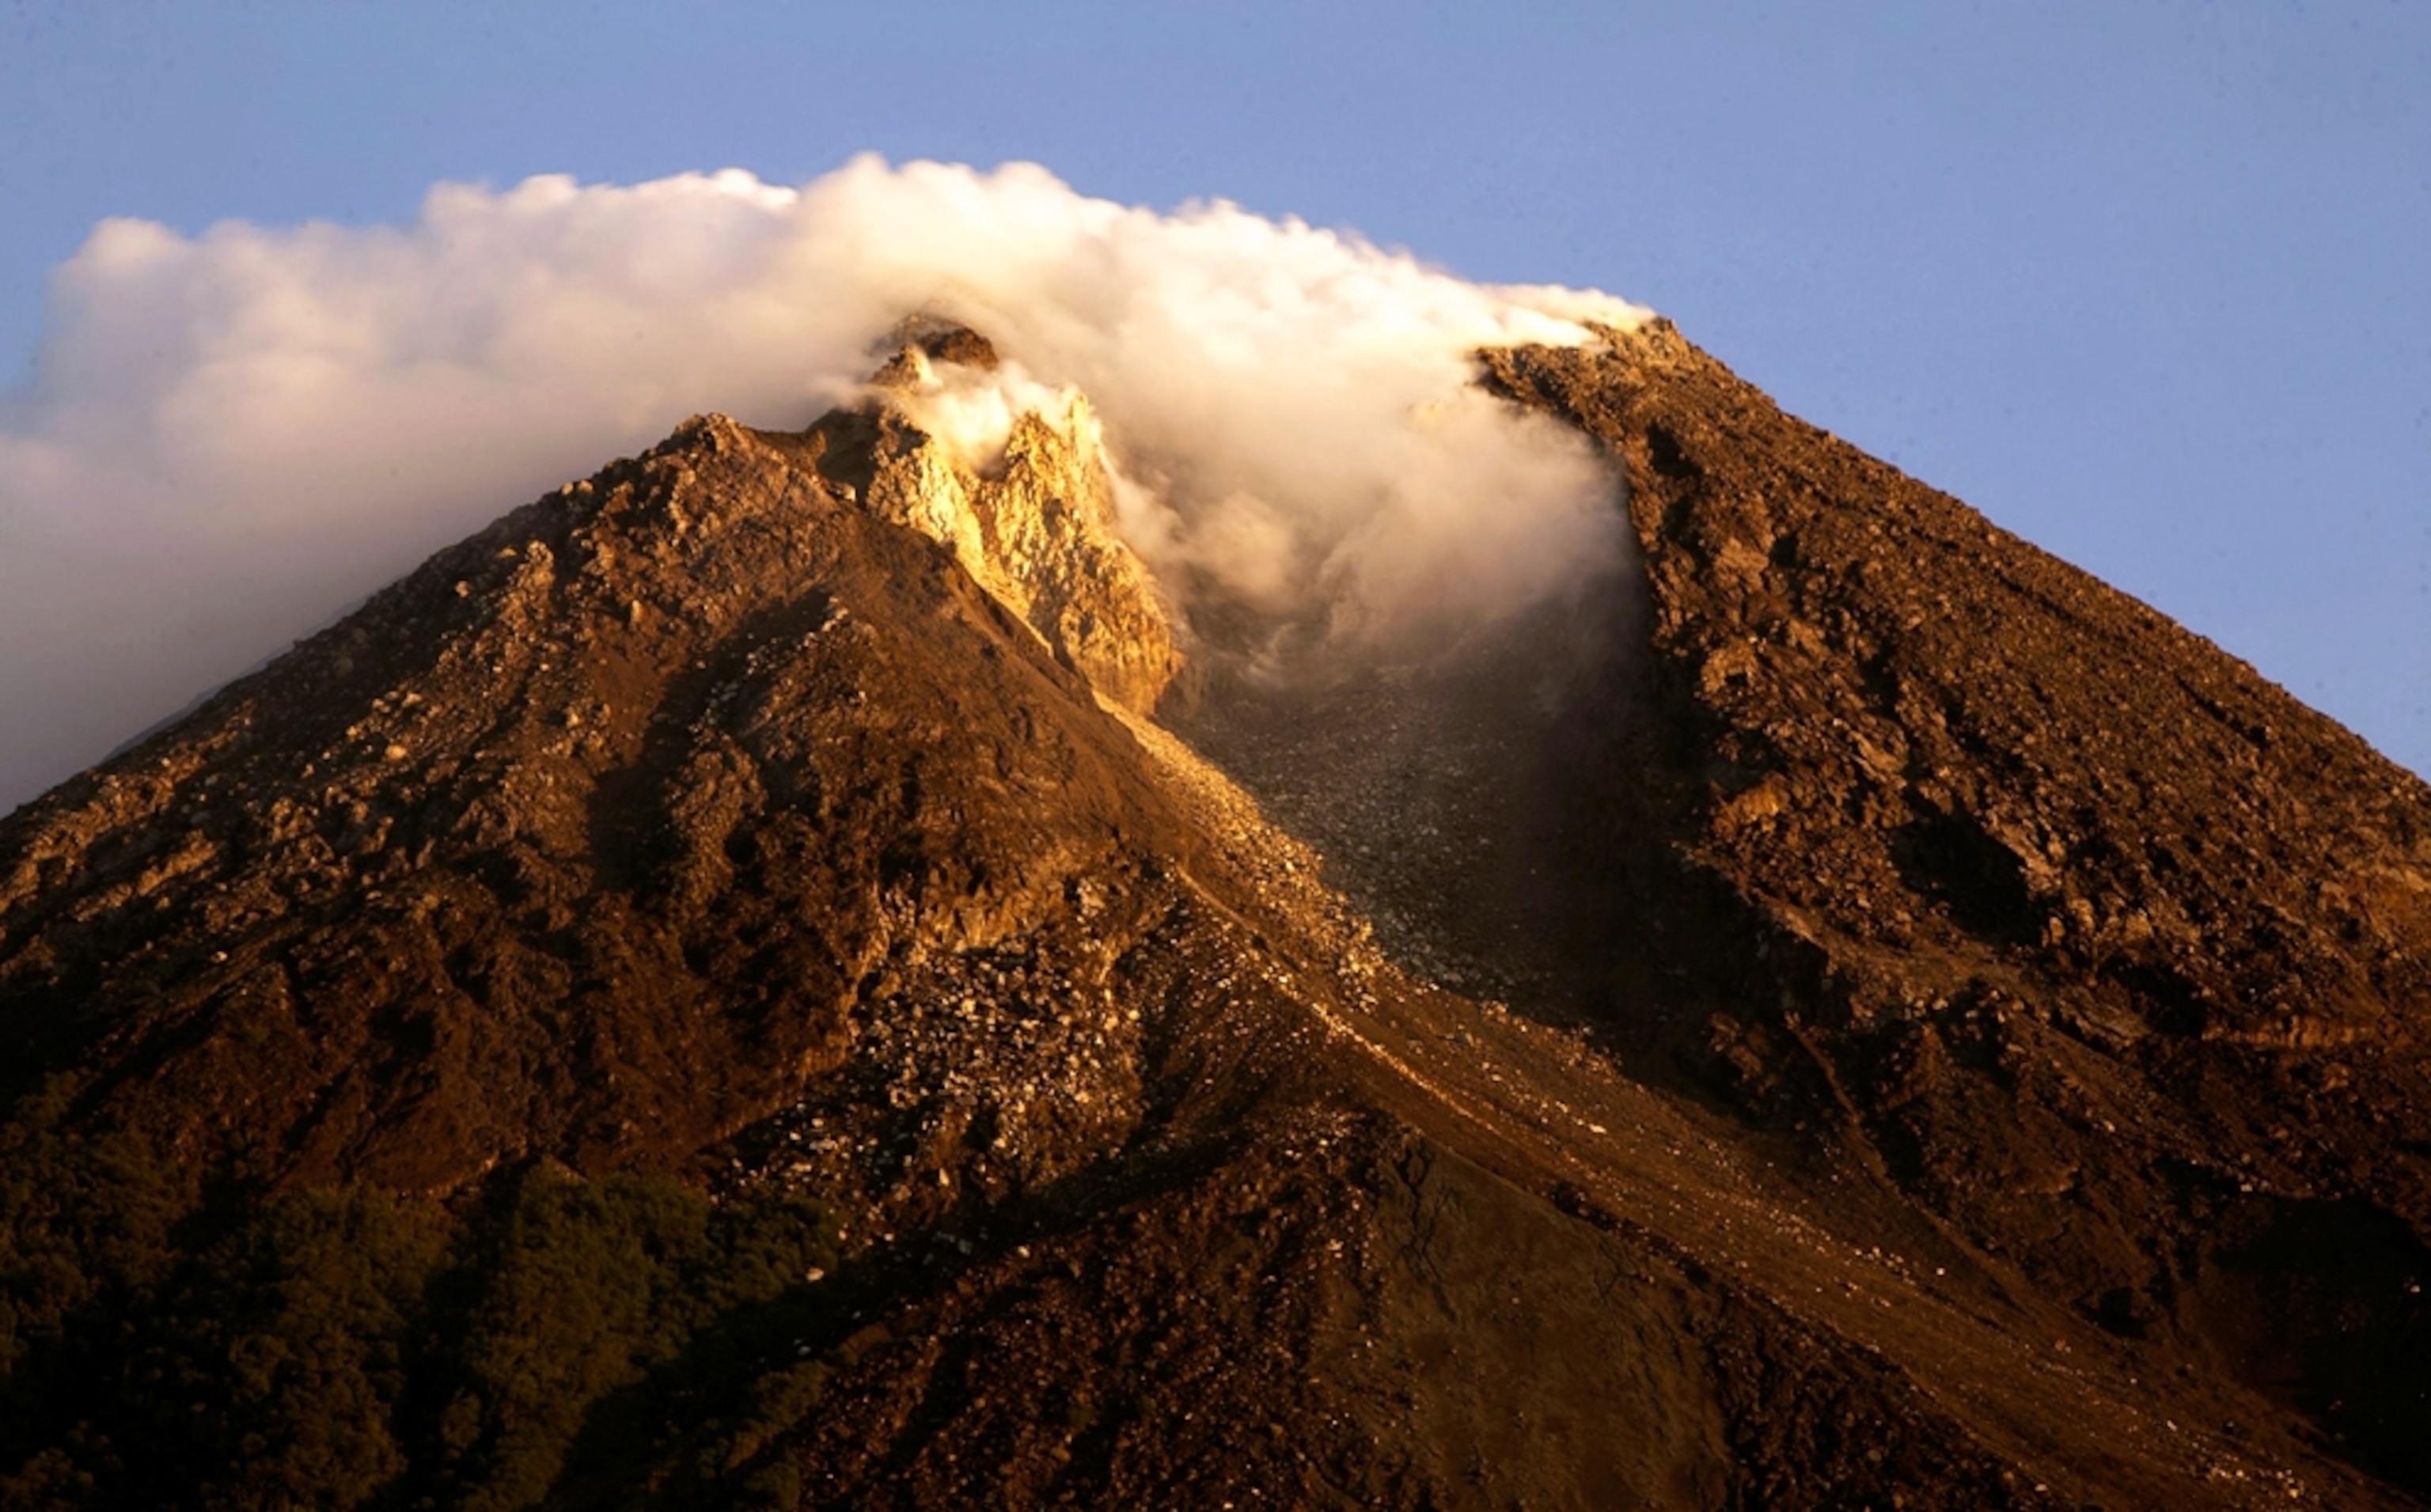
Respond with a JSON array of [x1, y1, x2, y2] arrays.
[[0, 320, 2423, 1509]]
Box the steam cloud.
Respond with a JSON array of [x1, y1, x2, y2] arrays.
[[0, 157, 1647, 810]]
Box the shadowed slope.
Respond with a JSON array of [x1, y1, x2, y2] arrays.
[[1474, 319, 2431, 1491]]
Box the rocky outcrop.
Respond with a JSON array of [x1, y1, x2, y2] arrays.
[[795, 324, 1181, 714]]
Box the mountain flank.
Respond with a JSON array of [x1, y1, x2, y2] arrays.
[[0, 320, 2424, 1508]]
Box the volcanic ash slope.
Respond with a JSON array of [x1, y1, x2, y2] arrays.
[[0, 324, 2425, 1509]]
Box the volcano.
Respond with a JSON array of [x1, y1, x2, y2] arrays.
[[1, 318, 2426, 1509]]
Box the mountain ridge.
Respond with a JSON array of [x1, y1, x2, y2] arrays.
[[0, 319, 2424, 1507]]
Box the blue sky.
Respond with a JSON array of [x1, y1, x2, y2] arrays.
[[2, 1, 2425, 775]]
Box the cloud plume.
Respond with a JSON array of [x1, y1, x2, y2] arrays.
[[0, 156, 1646, 809]]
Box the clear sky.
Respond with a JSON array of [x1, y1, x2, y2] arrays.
[[2, 0, 2425, 776]]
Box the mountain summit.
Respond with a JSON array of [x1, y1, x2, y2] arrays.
[[1, 320, 2425, 1508]]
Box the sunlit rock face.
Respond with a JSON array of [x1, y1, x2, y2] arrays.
[[797, 322, 1182, 715]]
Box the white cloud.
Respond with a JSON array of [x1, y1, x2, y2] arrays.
[[0, 156, 1647, 809]]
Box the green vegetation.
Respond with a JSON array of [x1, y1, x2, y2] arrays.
[[0, 1086, 845, 1510]]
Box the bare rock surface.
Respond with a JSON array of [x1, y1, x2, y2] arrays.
[[0, 323, 2424, 1507], [1479, 321, 2431, 1494]]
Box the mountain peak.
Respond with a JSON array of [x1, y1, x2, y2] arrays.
[[794, 326, 1181, 714], [4, 316, 2429, 1507], [868, 313, 1003, 383]]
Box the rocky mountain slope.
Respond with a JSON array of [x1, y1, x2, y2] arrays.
[[0, 320, 2424, 1509]]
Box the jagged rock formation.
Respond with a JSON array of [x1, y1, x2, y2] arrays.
[[801, 322, 1181, 714], [0, 319, 2425, 1509]]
